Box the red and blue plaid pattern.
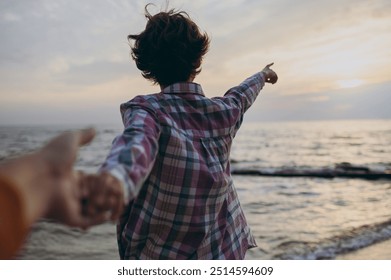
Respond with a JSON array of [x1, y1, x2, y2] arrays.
[[101, 72, 265, 259]]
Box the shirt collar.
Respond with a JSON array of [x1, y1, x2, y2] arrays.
[[161, 82, 205, 96]]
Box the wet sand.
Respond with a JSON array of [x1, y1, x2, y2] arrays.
[[337, 239, 391, 260]]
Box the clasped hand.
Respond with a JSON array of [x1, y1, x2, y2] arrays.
[[41, 128, 124, 230], [262, 63, 278, 84], [78, 171, 124, 227]]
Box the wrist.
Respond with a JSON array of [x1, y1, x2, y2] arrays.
[[260, 70, 268, 81]]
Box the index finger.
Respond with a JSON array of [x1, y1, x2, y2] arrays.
[[265, 62, 274, 68]]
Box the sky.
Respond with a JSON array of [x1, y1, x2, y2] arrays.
[[0, 0, 390, 125]]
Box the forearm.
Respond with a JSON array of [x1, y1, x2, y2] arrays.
[[225, 71, 265, 114], [237, 71, 266, 100], [100, 135, 159, 202], [101, 107, 161, 202]]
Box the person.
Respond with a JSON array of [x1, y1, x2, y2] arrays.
[[0, 128, 122, 259], [89, 6, 278, 259]]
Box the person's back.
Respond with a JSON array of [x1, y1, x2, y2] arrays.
[[115, 78, 261, 259], [97, 5, 278, 259]]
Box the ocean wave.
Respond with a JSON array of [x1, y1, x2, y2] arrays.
[[274, 218, 391, 259], [231, 162, 391, 180]]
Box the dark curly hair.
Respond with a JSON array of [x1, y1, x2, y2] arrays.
[[128, 5, 210, 87]]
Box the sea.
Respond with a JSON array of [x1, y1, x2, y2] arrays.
[[1, 119, 390, 260]]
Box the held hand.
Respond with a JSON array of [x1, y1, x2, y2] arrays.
[[262, 63, 278, 84], [83, 172, 125, 223], [45, 171, 107, 229]]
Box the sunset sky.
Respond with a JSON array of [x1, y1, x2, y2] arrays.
[[1, 0, 390, 125]]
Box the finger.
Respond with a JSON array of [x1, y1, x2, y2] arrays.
[[86, 203, 96, 217], [88, 195, 107, 214], [89, 191, 114, 213], [105, 194, 117, 211], [58, 202, 95, 230], [265, 62, 274, 68], [110, 195, 124, 222], [89, 188, 122, 221], [68, 216, 92, 230], [77, 127, 96, 147], [89, 211, 111, 226], [272, 74, 278, 84], [101, 194, 120, 216], [75, 171, 89, 198], [78, 212, 110, 230]]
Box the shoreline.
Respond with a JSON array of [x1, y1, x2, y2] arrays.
[[337, 239, 391, 260]]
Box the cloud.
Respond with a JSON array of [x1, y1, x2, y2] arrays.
[[308, 95, 330, 103], [245, 80, 391, 122], [2, 12, 21, 22], [51, 60, 135, 86]]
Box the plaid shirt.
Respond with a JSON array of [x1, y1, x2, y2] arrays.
[[101, 72, 265, 259]]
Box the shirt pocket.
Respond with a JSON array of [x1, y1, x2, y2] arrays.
[[200, 135, 232, 174]]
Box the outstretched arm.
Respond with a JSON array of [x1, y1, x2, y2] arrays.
[[224, 62, 278, 116], [88, 107, 161, 218]]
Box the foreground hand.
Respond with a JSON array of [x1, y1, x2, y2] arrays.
[[262, 63, 278, 84], [41, 128, 103, 229]]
